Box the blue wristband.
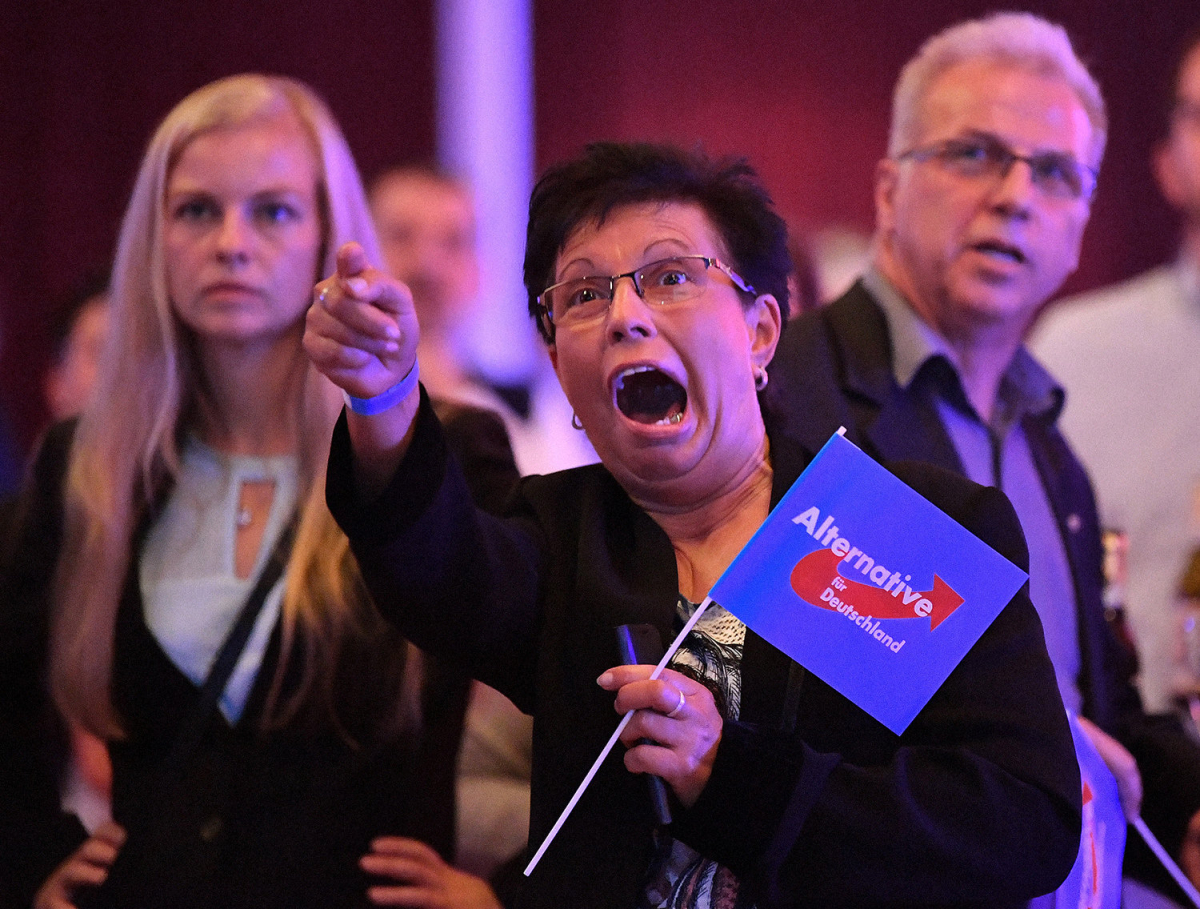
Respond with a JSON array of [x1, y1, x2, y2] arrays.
[[342, 361, 420, 416]]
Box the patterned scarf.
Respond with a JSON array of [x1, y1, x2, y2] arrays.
[[638, 597, 754, 909]]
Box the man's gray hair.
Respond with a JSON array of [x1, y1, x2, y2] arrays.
[[889, 12, 1107, 168]]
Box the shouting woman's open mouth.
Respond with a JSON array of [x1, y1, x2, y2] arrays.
[[613, 365, 687, 426]]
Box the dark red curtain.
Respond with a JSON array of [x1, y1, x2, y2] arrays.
[[0, 0, 436, 453]]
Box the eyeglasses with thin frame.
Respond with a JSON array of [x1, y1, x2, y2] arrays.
[[896, 134, 1098, 201], [536, 255, 755, 339]]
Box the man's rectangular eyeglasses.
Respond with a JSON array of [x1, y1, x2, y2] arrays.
[[537, 255, 756, 336], [897, 135, 1098, 201]]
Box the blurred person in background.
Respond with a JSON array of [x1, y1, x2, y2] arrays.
[[808, 226, 872, 304], [45, 272, 117, 837], [370, 164, 596, 478], [784, 232, 821, 318], [1032, 27, 1200, 732], [0, 273, 114, 908], [43, 272, 112, 428]]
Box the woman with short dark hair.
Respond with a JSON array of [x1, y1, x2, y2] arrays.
[[307, 141, 1081, 908]]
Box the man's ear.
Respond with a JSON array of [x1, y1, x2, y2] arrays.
[[874, 157, 900, 236]]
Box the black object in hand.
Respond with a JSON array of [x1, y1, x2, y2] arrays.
[[615, 623, 673, 826]]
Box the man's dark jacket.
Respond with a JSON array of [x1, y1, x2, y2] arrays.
[[767, 280, 1200, 896]]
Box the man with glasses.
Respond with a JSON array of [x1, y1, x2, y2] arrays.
[[768, 11, 1200, 906]]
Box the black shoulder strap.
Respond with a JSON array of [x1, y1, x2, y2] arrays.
[[163, 515, 298, 773]]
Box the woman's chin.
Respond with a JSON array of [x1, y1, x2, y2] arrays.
[[601, 413, 715, 498]]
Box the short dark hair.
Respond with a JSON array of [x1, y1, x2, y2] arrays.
[[523, 142, 792, 343]]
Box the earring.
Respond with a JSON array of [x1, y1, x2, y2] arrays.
[[754, 366, 769, 392], [571, 412, 584, 431]]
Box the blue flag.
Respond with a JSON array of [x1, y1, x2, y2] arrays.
[[1036, 712, 1125, 909], [709, 431, 1028, 733]]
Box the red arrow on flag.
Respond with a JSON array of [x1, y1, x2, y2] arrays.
[[789, 548, 964, 630]]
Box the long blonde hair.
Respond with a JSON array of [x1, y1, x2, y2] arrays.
[[51, 74, 421, 739]]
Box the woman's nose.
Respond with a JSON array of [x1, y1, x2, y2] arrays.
[[605, 275, 656, 342], [215, 211, 251, 263]]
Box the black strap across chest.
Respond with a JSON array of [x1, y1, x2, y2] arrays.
[[161, 516, 297, 774]]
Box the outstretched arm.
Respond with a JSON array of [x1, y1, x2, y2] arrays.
[[304, 242, 422, 498]]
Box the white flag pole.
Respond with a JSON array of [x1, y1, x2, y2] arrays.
[[523, 595, 715, 876], [1132, 816, 1200, 909]]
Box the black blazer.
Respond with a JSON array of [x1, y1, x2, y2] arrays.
[[767, 280, 1200, 893], [328, 389, 1082, 908], [0, 406, 517, 909]]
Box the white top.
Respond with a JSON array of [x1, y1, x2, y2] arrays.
[[139, 437, 299, 722], [1030, 260, 1200, 712], [429, 362, 599, 477]]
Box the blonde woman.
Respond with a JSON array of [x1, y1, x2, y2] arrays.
[[3, 75, 511, 909]]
